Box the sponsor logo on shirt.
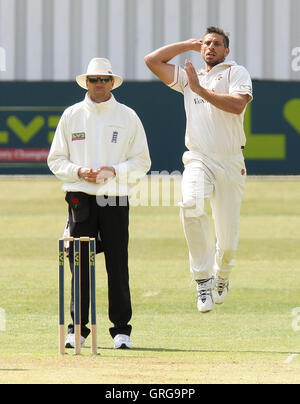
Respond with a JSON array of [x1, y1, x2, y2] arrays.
[[72, 132, 86, 141], [240, 84, 252, 93], [215, 73, 223, 81], [194, 98, 207, 105]]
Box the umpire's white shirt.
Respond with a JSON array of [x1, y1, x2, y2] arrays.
[[48, 93, 151, 196], [169, 61, 253, 156]]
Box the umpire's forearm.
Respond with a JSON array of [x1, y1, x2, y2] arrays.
[[48, 155, 81, 182]]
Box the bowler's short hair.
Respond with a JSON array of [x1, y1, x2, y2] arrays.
[[204, 26, 230, 49]]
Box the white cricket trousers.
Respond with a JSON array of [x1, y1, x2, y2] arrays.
[[179, 151, 246, 281]]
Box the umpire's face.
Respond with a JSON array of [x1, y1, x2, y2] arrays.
[[201, 33, 230, 67], [86, 75, 115, 103]]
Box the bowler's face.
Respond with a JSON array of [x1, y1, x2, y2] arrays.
[[201, 33, 230, 67], [86, 76, 114, 103]]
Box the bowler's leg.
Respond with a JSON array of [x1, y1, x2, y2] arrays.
[[179, 161, 216, 313], [179, 161, 215, 281], [211, 157, 246, 304], [211, 163, 246, 279]]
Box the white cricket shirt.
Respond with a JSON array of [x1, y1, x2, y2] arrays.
[[169, 61, 253, 156], [48, 93, 151, 196]]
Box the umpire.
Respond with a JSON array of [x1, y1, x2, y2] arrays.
[[48, 58, 151, 349]]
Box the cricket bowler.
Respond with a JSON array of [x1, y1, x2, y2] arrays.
[[145, 26, 253, 312]]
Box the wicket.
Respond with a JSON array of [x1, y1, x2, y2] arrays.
[[59, 237, 97, 355]]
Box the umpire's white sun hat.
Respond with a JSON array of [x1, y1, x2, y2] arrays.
[[76, 58, 123, 90]]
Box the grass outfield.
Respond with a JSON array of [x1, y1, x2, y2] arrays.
[[0, 177, 300, 384]]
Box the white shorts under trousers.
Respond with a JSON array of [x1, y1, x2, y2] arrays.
[[179, 151, 246, 280]]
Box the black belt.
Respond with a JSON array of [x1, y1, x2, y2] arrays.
[[241, 146, 245, 150]]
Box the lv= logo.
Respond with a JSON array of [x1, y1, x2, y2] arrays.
[[6, 116, 44, 143], [284, 99, 300, 134], [244, 98, 300, 160], [0, 110, 62, 145]]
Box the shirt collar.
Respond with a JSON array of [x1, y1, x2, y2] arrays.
[[199, 60, 237, 75], [84, 93, 116, 110]]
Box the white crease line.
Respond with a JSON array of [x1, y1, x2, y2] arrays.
[[284, 354, 299, 364]]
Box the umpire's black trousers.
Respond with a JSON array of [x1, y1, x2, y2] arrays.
[[66, 192, 132, 339]]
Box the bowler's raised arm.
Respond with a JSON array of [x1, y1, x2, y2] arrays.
[[144, 39, 203, 85]]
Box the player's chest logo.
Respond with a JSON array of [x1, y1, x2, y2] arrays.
[[215, 73, 223, 81], [212, 73, 228, 93], [72, 132, 86, 141], [111, 131, 118, 143]]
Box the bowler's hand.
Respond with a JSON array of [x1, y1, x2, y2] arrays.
[[184, 38, 203, 52], [184, 59, 201, 94]]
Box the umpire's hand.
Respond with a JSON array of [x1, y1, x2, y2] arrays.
[[78, 167, 116, 183]]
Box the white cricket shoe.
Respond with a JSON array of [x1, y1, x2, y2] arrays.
[[114, 334, 133, 349], [65, 333, 86, 349], [213, 277, 229, 304], [196, 278, 215, 313]]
